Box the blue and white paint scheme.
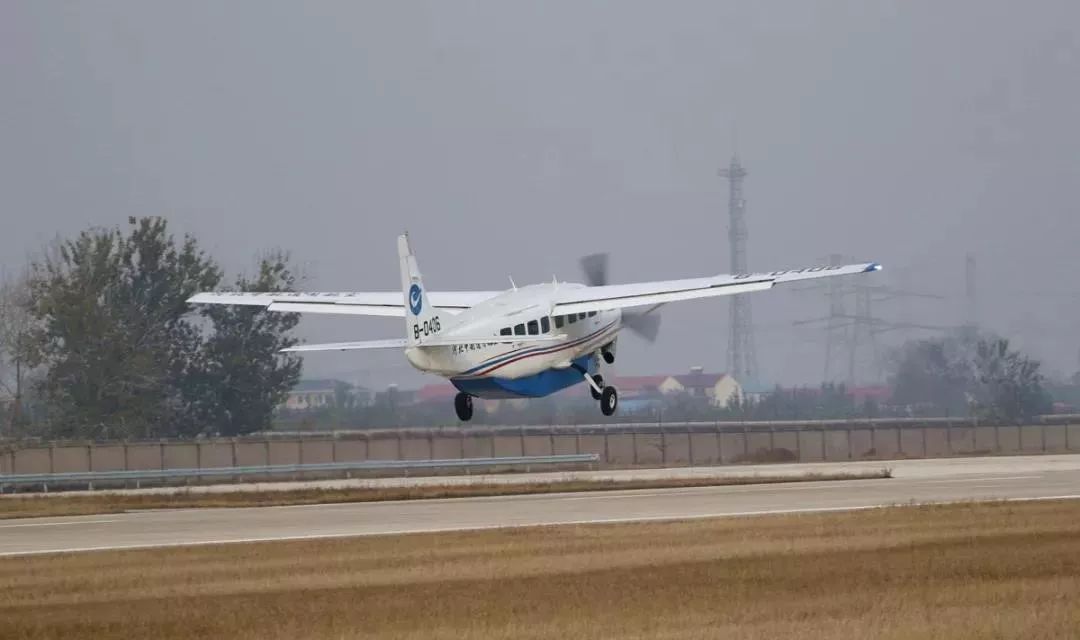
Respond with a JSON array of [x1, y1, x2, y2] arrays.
[[189, 234, 881, 421]]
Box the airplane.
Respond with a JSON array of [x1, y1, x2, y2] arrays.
[[188, 235, 880, 421]]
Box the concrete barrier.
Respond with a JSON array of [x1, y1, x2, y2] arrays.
[[4, 419, 1078, 480]]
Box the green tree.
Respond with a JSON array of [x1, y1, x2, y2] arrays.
[[973, 338, 1050, 422], [26, 218, 221, 438], [888, 332, 977, 416], [0, 269, 35, 433], [186, 253, 302, 436]]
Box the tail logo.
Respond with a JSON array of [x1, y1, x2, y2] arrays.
[[408, 284, 423, 315]]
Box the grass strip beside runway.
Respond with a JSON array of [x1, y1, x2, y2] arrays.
[[0, 469, 889, 520], [2, 499, 1079, 639]]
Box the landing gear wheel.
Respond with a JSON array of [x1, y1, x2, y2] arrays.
[[454, 392, 474, 422], [590, 374, 605, 401], [600, 386, 618, 416], [602, 350, 615, 364]]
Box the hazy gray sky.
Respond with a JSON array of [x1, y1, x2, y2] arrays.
[[2, 1, 1079, 388]]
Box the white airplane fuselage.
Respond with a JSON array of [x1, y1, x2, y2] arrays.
[[404, 283, 621, 399]]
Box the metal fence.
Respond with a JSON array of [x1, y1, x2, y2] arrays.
[[2, 416, 1078, 479], [0, 454, 599, 491]]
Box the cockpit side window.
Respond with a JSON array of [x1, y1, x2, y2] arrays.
[[500, 327, 512, 336], [514, 323, 525, 335], [527, 320, 539, 335], [541, 317, 551, 333]]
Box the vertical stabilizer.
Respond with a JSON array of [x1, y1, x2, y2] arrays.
[[399, 234, 446, 346]]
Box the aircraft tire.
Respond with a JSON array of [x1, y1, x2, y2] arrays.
[[454, 392, 474, 422], [602, 350, 615, 364], [590, 375, 604, 400], [600, 386, 618, 416]]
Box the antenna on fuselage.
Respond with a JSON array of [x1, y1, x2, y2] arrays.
[[508, 276, 517, 291]]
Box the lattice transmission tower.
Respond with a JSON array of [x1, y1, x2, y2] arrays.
[[719, 155, 758, 382]]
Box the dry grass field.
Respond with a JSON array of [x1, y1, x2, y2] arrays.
[[3, 499, 1080, 639], [0, 469, 888, 520]]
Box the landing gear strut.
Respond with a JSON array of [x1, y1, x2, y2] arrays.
[[573, 363, 618, 417], [590, 374, 605, 401], [454, 392, 473, 422]]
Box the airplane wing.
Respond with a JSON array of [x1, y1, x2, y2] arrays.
[[187, 291, 499, 317], [552, 262, 881, 315]]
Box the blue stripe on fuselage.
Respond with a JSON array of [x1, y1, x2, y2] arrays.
[[451, 355, 594, 399], [459, 321, 615, 377]]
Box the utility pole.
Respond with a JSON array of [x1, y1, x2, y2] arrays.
[[965, 253, 977, 331], [719, 155, 758, 382]]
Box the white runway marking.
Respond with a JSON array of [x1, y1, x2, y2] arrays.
[[0, 519, 118, 529]]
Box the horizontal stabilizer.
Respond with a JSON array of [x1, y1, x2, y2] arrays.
[[280, 339, 407, 353]]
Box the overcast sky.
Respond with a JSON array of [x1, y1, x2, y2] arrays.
[[2, 1, 1079, 389]]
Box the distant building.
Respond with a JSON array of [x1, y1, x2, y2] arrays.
[[614, 368, 741, 408], [612, 375, 672, 399], [670, 367, 742, 408], [737, 380, 775, 405], [373, 384, 417, 408], [848, 385, 893, 407], [282, 379, 373, 411], [415, 383, 458, 405]]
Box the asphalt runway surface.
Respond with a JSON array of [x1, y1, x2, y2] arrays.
[[2, 454, 1079, 557]]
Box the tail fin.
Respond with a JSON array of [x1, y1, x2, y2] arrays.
[[399, 234, 451, 346]]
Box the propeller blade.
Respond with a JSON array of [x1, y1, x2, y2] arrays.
[[623, 311, 661, 343], [580, 253, 609, 287]]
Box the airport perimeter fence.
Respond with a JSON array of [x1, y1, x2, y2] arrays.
[[2, 415, 1079, 479]]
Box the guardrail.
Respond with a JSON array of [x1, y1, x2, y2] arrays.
[[0, 454, 600, 492]]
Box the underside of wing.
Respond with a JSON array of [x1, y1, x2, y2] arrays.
[[187, 291, 499, 316], [552, 262, 880, 315]]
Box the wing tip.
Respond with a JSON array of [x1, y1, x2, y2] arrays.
[[864, 263, 883, 273]]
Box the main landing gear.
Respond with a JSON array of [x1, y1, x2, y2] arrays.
[[574, 364, 618, 416], [454, 392, 474, 422]]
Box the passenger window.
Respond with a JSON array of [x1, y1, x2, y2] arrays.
[[554, 315, 564, 329], [527, 320, 539, 335], [588, 311, 597, 318], [500, 327, 511, 336], [541, 317, 550, 333], [578, 313, 586, 320], [514, 323, 525, 335], [567, 314, 577, 324]]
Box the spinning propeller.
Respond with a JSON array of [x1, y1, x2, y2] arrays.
[[579, 253, 662, 343]]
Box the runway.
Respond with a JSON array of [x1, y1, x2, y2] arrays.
[[3, 454, 1079, 557]]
